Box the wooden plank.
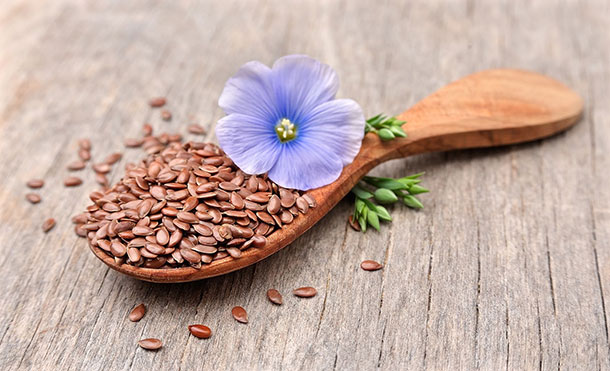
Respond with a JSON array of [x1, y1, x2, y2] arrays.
[[0, 0, 608, 370]]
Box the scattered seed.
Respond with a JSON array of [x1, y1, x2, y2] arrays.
[[360, 260, 383, 271], [64, 176, 83, 187], [138, 338, 162, 350], [125, 138, 144, 148], [188, 124, 206, 135], [293, 287, 317, 298], [78, 138, 91, 151], [78, 148, 91, 161], [128, 303, 146, 322], [42, 218, 56, 232], [92, 163, 111, 174], [161, 110, 172, 121], [105, 152, 123, 165], [149, 97, 167, 108], [188, 324, 212, 339], [26, 193, 41, 204], [348, 215, 360, 231], [267, 289, 283, 305], [67, 160, 86, 171], [231, 306, 248, 323], [26, 179, 44, 189]]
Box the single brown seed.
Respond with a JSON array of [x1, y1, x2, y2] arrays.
[[251, 234, 267, 248], [138, 338, 162, 350], [293, 287, 317, 298], [149, 97, 166, 107], [231, 306, 248, 323], [161, 110, 172, 121], [188, 324, 212, 339], [348, 215, 361, 231], [133, 226, 154, 236], [110, 241, 127, 257], [156, 228, 169, 245], [92, 163, 111, 174], [180, 248, 201, 264], [78, 148, 91, 161], [26, 179, 44, 189], [296, 197, 309, 214], [128, 303, 146, 322], [104, 152, 123, 165], [302, 193, 317, 207], [124, 138, 144, 148], [42, 218, 56, 233], [267, 195, 281, 214], [67, 160, 86, 171], [188, 124, 206, 135], [64, 176, 83, 187], [26, 193, 41, 204], [267, 289, 283, 305], [78, 138, 91, 150], [360, 260, 383, 271]]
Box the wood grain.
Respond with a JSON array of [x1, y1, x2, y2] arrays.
[[0, 0, 608, 370]]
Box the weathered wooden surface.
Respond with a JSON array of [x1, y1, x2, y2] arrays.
[[0, 0, 608, 370]]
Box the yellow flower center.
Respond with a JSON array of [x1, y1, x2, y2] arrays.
[[275, 118, 297, 142]]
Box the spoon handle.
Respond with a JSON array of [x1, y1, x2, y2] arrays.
[[349, 69, 583, 176]]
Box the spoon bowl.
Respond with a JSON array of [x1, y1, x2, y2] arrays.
[[90, 69, 583, 282]]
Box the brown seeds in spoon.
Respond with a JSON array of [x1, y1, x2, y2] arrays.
[[360, 260, 383, 271], [231, 306, 248, 323], [128, 303, 146, 322], [188, 324, 212, 339], [266, 289, 283, 305], [293, 287, 317, 298], [138, 338, 162, 350]]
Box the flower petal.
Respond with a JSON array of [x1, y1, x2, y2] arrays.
[[268, 139, 343, 190], [271, 55, 339, 123], [216, 113, 280, 175], [299, 99, 365, 166], [219, 61, 280, 122]]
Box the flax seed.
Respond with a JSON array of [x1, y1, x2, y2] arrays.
[[42, 218, 56, 232], [128, 303, 146, 322], [64, 176, 83, 187], [267, 289, 283, 305], [293, 286, 317, 298], [26, 179, 44, 189], [149, 97, 166, 107], [231, 306, 248, 323], [188, 324, 212, 339], [138, 338, 162, 350], [67, 160, 86, 171], [26, 193, 41, 204]]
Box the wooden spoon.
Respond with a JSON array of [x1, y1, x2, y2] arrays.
[[90, 69, 583, 282]]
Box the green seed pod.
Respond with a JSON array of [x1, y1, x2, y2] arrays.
[[374, 188, 398, 204], [367, 209, 380, 231], [374, 205, 392, 221], [389, 125, 407, 138], [403, 195, 424, 209], [408, 184, 429, 195], [378, 128, 395, 141]]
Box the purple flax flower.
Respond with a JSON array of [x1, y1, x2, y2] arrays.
[[216, 55, 365, 190]]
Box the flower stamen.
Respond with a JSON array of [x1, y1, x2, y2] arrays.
[[275, 118, 297, 142]]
